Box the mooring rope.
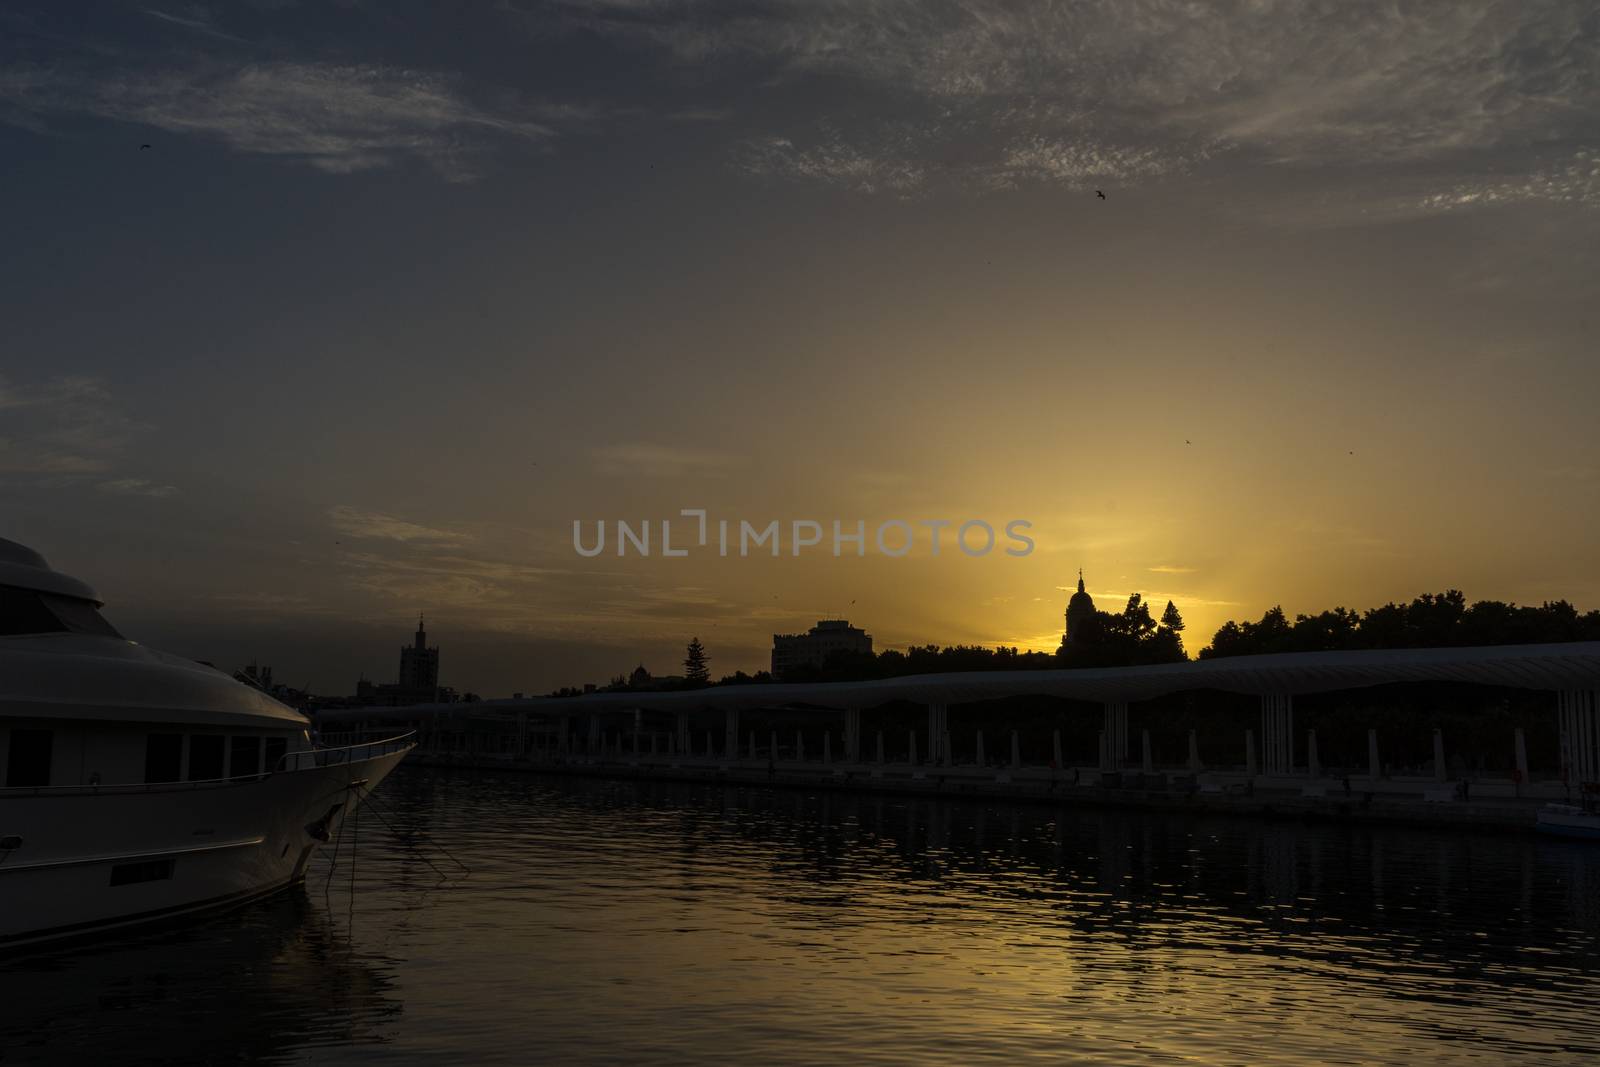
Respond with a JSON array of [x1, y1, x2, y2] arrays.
[[352, 780, 471, 880]]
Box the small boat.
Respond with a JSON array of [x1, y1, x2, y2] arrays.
[[0, 538, 414, 950], [1535, 802, 1600, 840]]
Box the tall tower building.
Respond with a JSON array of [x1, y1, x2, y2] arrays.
[[398, 615, 440, 694]]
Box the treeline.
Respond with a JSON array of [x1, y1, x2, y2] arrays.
[[777, 644, 1058, 684], [546, 589, 1600, 696], [1200, 590, 1600, 659]]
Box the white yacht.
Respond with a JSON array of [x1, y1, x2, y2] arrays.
[[0, 538, 413, 950], [1535, 802, 1600, 841]]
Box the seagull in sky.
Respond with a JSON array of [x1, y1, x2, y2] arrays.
[[1096, 189, 1106, 199], [140, 144, 151, 150]]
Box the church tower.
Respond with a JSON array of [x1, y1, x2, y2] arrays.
[[1063, 569, 1096, 643]]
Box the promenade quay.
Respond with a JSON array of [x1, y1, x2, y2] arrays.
[[404, 751, 1572, 836]]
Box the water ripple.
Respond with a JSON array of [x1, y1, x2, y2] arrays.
[[4, 767, 1600, 1064]]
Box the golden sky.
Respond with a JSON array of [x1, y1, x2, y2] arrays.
[[3, 2, 1598, 693]]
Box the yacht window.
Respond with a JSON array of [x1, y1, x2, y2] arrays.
[[0, 588, 65, 636], [109, 858, 175, 886], [188, 735, 225, 781], [145, 733, 183, 783], [5, 728, 52, 788], [0, 586, 122, 638], [41, 594, 122, 637], [230, 736, 262, 778], [264, 736, 288, 772]]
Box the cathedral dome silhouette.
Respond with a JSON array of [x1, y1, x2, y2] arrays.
[[1065, 570, 1096, 640]]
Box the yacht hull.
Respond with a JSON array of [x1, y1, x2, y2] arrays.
[[1535, 810, 1600, 840], [0, 745, 410, 950]]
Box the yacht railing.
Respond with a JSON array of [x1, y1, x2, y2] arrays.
[[273, 732, 417, 773], [0, 732, 416, 797]]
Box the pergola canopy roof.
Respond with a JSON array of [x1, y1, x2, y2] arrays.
[[320, 641, 1600, 721]]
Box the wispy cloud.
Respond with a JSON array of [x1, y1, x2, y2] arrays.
[[3, 61, 559, 180], [0, 375, 150, 478], [740, 132, 927, 195], [328, 505, 474, 546], [558, 0, 1600, 207], [142, 7, 248, 44], [98, 477, 180, 498], [1148, 564, 1196, 575], [590, 442, 744, 479]]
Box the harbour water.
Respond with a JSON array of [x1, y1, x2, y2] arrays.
[[4, 766, 1600, 1065]]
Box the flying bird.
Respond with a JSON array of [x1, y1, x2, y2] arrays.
[[140, 144, 151, 150], [1185, 439, 1191, 445], [1095, 190, 1106, 199]]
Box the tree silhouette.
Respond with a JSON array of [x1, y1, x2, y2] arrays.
[[1057, 592, 1187, 667], [683, 637, 710, 685], [1200, 591, 1600, 658]]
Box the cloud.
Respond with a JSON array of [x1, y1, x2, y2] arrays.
[[1415, 149, 1600, 212], [328, 505, 473, 546], [668, 107, 732, 122], [142, 8, 248, 44], [590, 442, 744, 479], [0, 375, 150, 478], [2, 61, 558, 180], [97, 477, 180, 498], [558, 0, 1600, 206], [740, 132, 927, 194], [1148, 565, 1197, 575]]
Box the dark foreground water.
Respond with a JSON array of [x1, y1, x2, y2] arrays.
[[5, 768, 1600, 1065]]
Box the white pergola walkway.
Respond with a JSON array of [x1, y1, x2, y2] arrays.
[[320, 641, 1600, 782]]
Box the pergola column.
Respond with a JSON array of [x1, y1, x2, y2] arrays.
[[844, 708, 861, 763], [927, 703, 948, 765], [1101, 702, 1128, 772], [1558, 690, 1600, 786], [724, 708, 739, 760], [1260, 694, 1293, 776], [676, 712, 690, 755]]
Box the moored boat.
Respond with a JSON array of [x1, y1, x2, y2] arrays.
[[0, 538, 413, 950], [1535, 802, 1600, 840]]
